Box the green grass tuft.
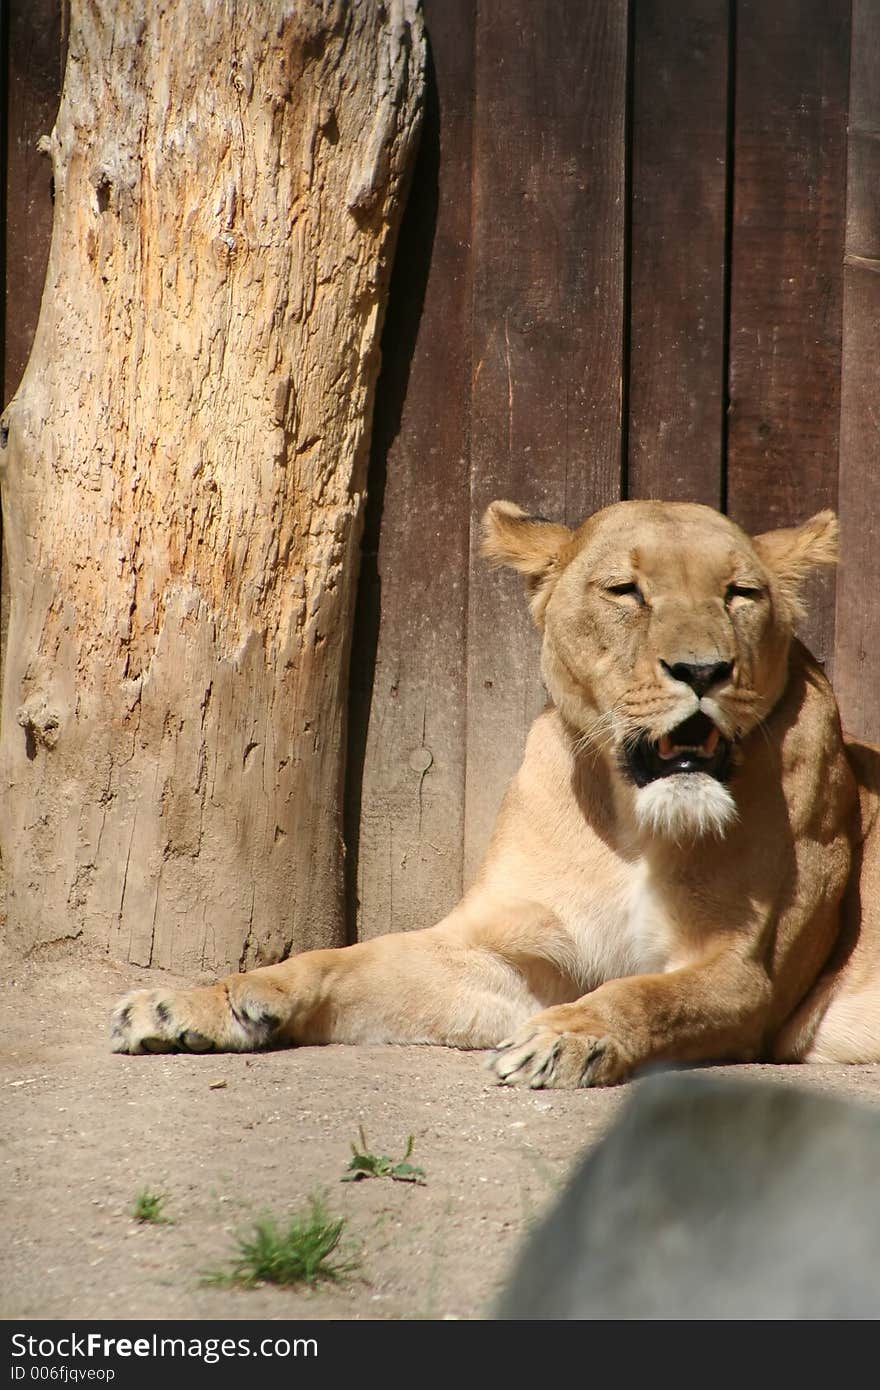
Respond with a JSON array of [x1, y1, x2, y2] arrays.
[[207, 1199, 355, 1289], [342, 1127, 426, 1185], [132, 1189, 171, 1224]]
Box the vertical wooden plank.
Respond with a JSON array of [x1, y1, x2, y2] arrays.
[[726, 0, 850, 667], [2, 0, 65, 404], [627, 0, 729, 505], [465, 1, 629, 881], [833, 0, 880, 744], [348, 2, 474, 938]]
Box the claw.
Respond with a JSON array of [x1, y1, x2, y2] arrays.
[[529, 1038, 562, 1088], [495, 1047, 537, 1081], [579, 1038, 608, 1085]]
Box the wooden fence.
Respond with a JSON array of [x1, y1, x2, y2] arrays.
[[2, 2, 878, 947]]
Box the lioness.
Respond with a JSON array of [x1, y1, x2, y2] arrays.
[[111, 500, 880, 1086]]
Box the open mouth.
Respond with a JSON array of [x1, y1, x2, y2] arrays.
[[624, 711, 732, 788]]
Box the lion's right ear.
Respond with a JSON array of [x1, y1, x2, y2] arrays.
[[481, 501, 572, 579], [481, 501, 572, 622]]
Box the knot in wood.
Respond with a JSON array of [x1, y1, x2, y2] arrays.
[[408, 747, 433, 774], [17, 700, 61, 751]]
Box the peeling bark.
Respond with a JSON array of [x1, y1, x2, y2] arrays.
[[0, 0, 425, 971]]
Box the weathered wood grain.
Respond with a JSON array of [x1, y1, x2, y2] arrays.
[[833, 0, 880, 743], [465, 0, 629, 882], [349, 1, 474, 940], [726, 0, 850, 667], [0, 0, 425, 970], [627, 0, 729, 506]]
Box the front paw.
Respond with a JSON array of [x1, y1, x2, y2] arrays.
[[488, 1022, 631, 1089], [110, 978, 286, 1055]]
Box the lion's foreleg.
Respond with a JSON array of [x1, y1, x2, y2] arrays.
[[489, 952, 772, 1088], [111, 900, 570, 1055]]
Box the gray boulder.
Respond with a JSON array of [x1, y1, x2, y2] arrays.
[[497, 1072, 880, 1319]]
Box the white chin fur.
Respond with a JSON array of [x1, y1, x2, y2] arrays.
[[634, 773, 737, 842]]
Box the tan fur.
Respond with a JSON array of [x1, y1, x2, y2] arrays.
[[111, 500, 880, 1087]]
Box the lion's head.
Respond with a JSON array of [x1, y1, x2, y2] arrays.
[[483, 499, 839, 841]]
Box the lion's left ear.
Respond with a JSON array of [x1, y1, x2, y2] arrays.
[[752, 510, 839, 617]]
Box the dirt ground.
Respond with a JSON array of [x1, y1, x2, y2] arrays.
[[4, 948, 880, 1322]]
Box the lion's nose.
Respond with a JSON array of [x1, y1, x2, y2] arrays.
[[660, 659, 734, 696]]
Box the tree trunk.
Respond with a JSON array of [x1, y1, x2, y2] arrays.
[[0, 0, 425, 973]]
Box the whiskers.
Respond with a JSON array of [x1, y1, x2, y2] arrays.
[[718, 686, 773, 750], [570, 681, 771, 765], [749, 709, 775, 754], [571, 701, 640, 761]]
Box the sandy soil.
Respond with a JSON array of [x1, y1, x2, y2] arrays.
[[4, 948, 880, 1322]]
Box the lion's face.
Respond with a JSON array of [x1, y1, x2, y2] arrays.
[[483, 498, 839, 840]]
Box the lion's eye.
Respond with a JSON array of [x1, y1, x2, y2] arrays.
[[726, 583, 764, 604], [604, 581, 645, 606]]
